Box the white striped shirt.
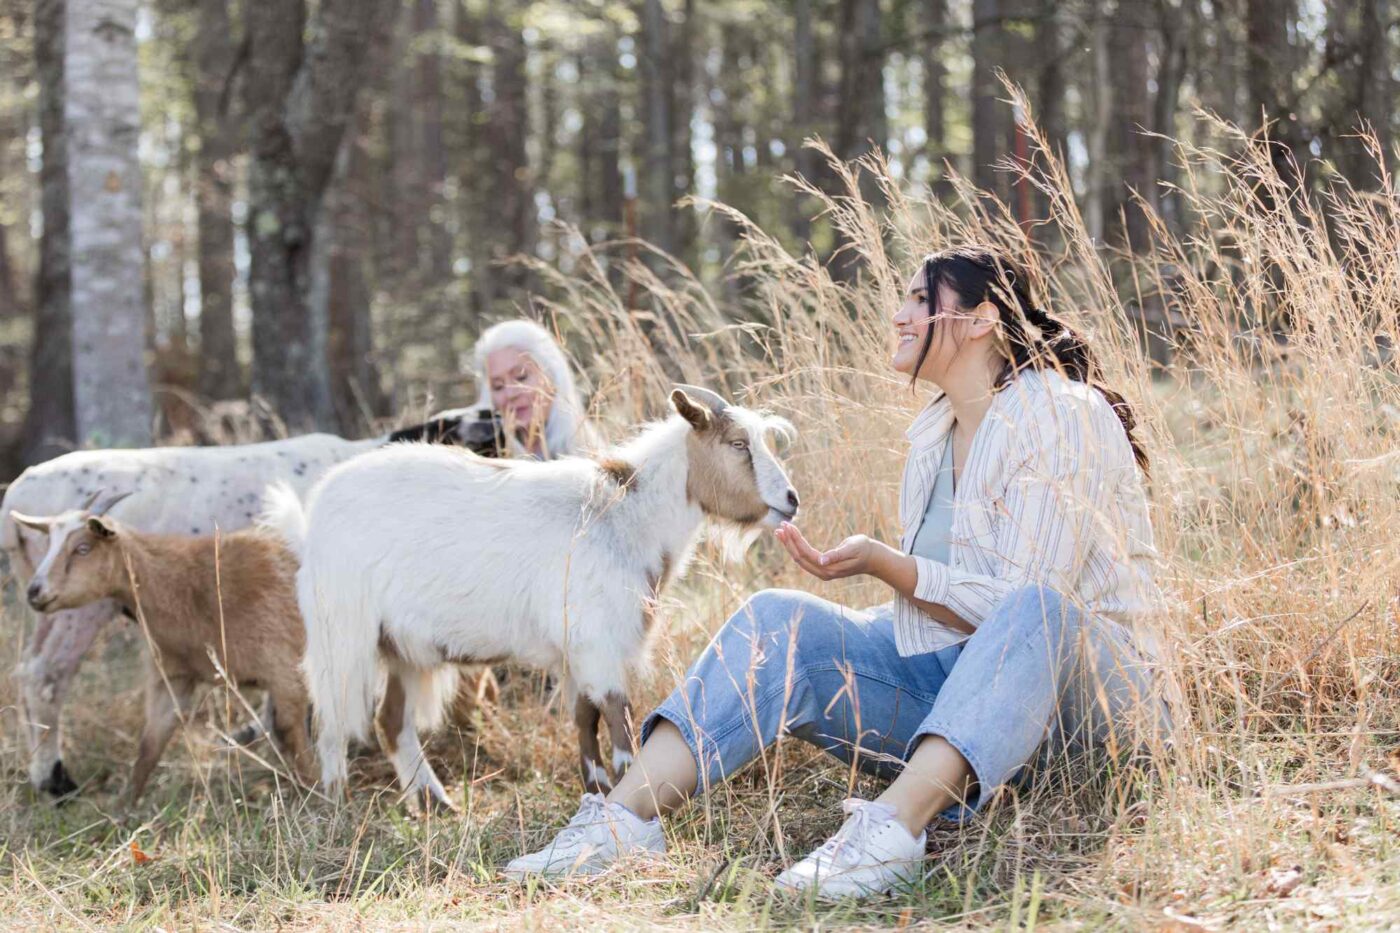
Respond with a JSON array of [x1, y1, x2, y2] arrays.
[[893, 369, 1163, 656]]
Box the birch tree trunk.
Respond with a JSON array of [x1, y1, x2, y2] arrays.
[[65, 0, 152, 448]]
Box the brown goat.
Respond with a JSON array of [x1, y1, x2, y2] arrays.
[[11, 494, 315, 804]]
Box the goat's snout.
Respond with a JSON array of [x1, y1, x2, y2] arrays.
[[26, 580, 47, 610], [786, 489, 800, 514]]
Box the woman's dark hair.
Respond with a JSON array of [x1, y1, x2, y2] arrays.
[[912, 245, 1149, 472]]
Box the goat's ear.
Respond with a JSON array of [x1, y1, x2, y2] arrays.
[[671, 388, 712, 431], [86, 516, 116, 539], [9, 511, 53, 534]]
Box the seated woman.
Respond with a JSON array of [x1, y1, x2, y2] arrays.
[[392, 319, 597, 459], [505, 246, 1173, 897]]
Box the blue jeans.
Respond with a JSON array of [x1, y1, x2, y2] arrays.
[[642, 586, 1170, 822]]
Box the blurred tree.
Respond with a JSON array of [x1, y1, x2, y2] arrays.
[[22, 0, 76, 464], [191, 0, 240, 400], [65, 0, 153, 447], [243, 0, 394, 431]]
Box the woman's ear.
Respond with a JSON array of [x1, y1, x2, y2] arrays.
[[969, 300, 1000, 339]]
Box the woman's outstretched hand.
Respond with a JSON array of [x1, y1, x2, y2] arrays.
[[775, 522, 890, 581]]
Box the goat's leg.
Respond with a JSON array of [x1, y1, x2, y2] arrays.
[[267, 681, 316, 786], [573, 693, 611, 794], [377, 666, 456, 814], [600, 691, 638, 784], [16, 602, 116, 797], [128, 671, 197, 806], [225, 693, 277, 748]]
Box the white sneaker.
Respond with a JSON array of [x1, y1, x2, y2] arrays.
[[503, 793, 666, 879], [775, 799, 926, 899]]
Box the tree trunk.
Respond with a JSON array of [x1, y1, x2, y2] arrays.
[[317, 113, 381, 433], [638, 0, 675, 254], [485, 2, 533, 298], [1104, 0, 1154, 251], [579, 24, 624, 240], [243, 0, 393, 432], [920, 0, 946, 172], [1245, 0, 1306, 199], [22, 0, 76, 464], [834, 0, 885, 165], [669, 0, 697, 263], [789, 0, 822, 241], [1333, 0, 1392, 189], [970, 0, 1006, 196], [65, 0, 152, 448], [193, 0, 240, 400]]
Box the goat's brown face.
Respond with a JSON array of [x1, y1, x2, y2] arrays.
[[15, 513, 122, 613], [673, 389, 799, 529]]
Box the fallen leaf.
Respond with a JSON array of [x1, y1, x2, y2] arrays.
[[129, 840, 153, 865]]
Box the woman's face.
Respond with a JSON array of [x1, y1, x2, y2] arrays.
[[486, 347, 555, 438], [891, 268, 966, 384]]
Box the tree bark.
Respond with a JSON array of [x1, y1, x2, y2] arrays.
[[243, 0, 394, 431], [920, 0, 947, 171], [834, 0, 886, 165], [970, 0, 1007, 196], [22, 0, 76, 464], [1105, 0, 1154, 251], [193, 0, 240, 400], [638, 0, 675, 254], [485, 2, 533, 298], [65, 0, 152, 448], [1245, 0, 1306, 200]]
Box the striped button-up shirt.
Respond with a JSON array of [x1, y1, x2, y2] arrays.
[[893, 369, 1163, 656]]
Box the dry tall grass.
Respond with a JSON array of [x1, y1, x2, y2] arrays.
[[1, 108, 1396, 929]]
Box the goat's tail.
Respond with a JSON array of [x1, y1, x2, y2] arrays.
[[295, 542, 380, 793], [260, 482, 308, 559]]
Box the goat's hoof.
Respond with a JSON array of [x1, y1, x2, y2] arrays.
[[414, 787, 458, 817], [39, 761, 79, 802]]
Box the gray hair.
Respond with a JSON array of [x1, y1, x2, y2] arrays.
[[472, 319, 589, 458]]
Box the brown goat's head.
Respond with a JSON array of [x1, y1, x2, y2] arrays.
[[10, 490, 131, 613], [672, 386, 799, 534]]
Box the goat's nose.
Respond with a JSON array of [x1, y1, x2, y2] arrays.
[[26, 581, 42, 606], [787, 489, 800, 513]]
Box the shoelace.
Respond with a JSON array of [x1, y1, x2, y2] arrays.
[[813, 799, 894, 868], [553, 793, 610, 847]]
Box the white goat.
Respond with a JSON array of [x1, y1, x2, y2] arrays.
[[270, 387, 799, 810]]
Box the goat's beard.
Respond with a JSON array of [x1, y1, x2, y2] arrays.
[[704, 520, 766, 564]]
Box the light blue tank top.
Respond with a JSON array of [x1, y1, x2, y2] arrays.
[[910, 437, 955, 564]]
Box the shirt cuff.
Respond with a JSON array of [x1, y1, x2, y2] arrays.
[[912, 555, 951, 605]]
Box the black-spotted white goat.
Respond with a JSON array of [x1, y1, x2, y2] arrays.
[[268, 387, 799, 810]]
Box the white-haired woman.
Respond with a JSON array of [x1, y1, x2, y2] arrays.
[[392, 319, 599, 458], [474, 319, 598, 459]]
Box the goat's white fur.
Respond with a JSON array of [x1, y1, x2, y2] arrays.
[[276, 398, 797, 801]]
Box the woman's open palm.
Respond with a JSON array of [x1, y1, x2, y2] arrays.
[[775, 522, 877, 581]]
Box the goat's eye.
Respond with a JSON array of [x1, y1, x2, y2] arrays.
[[731, 439, 749, 452], [75, 543, 91, 556]]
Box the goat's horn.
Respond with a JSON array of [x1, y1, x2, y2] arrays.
[[672, 384, 729, 413], [8, 511, 53, 533], [88, 489, 133, 517], [79, 489, 102, 512]]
